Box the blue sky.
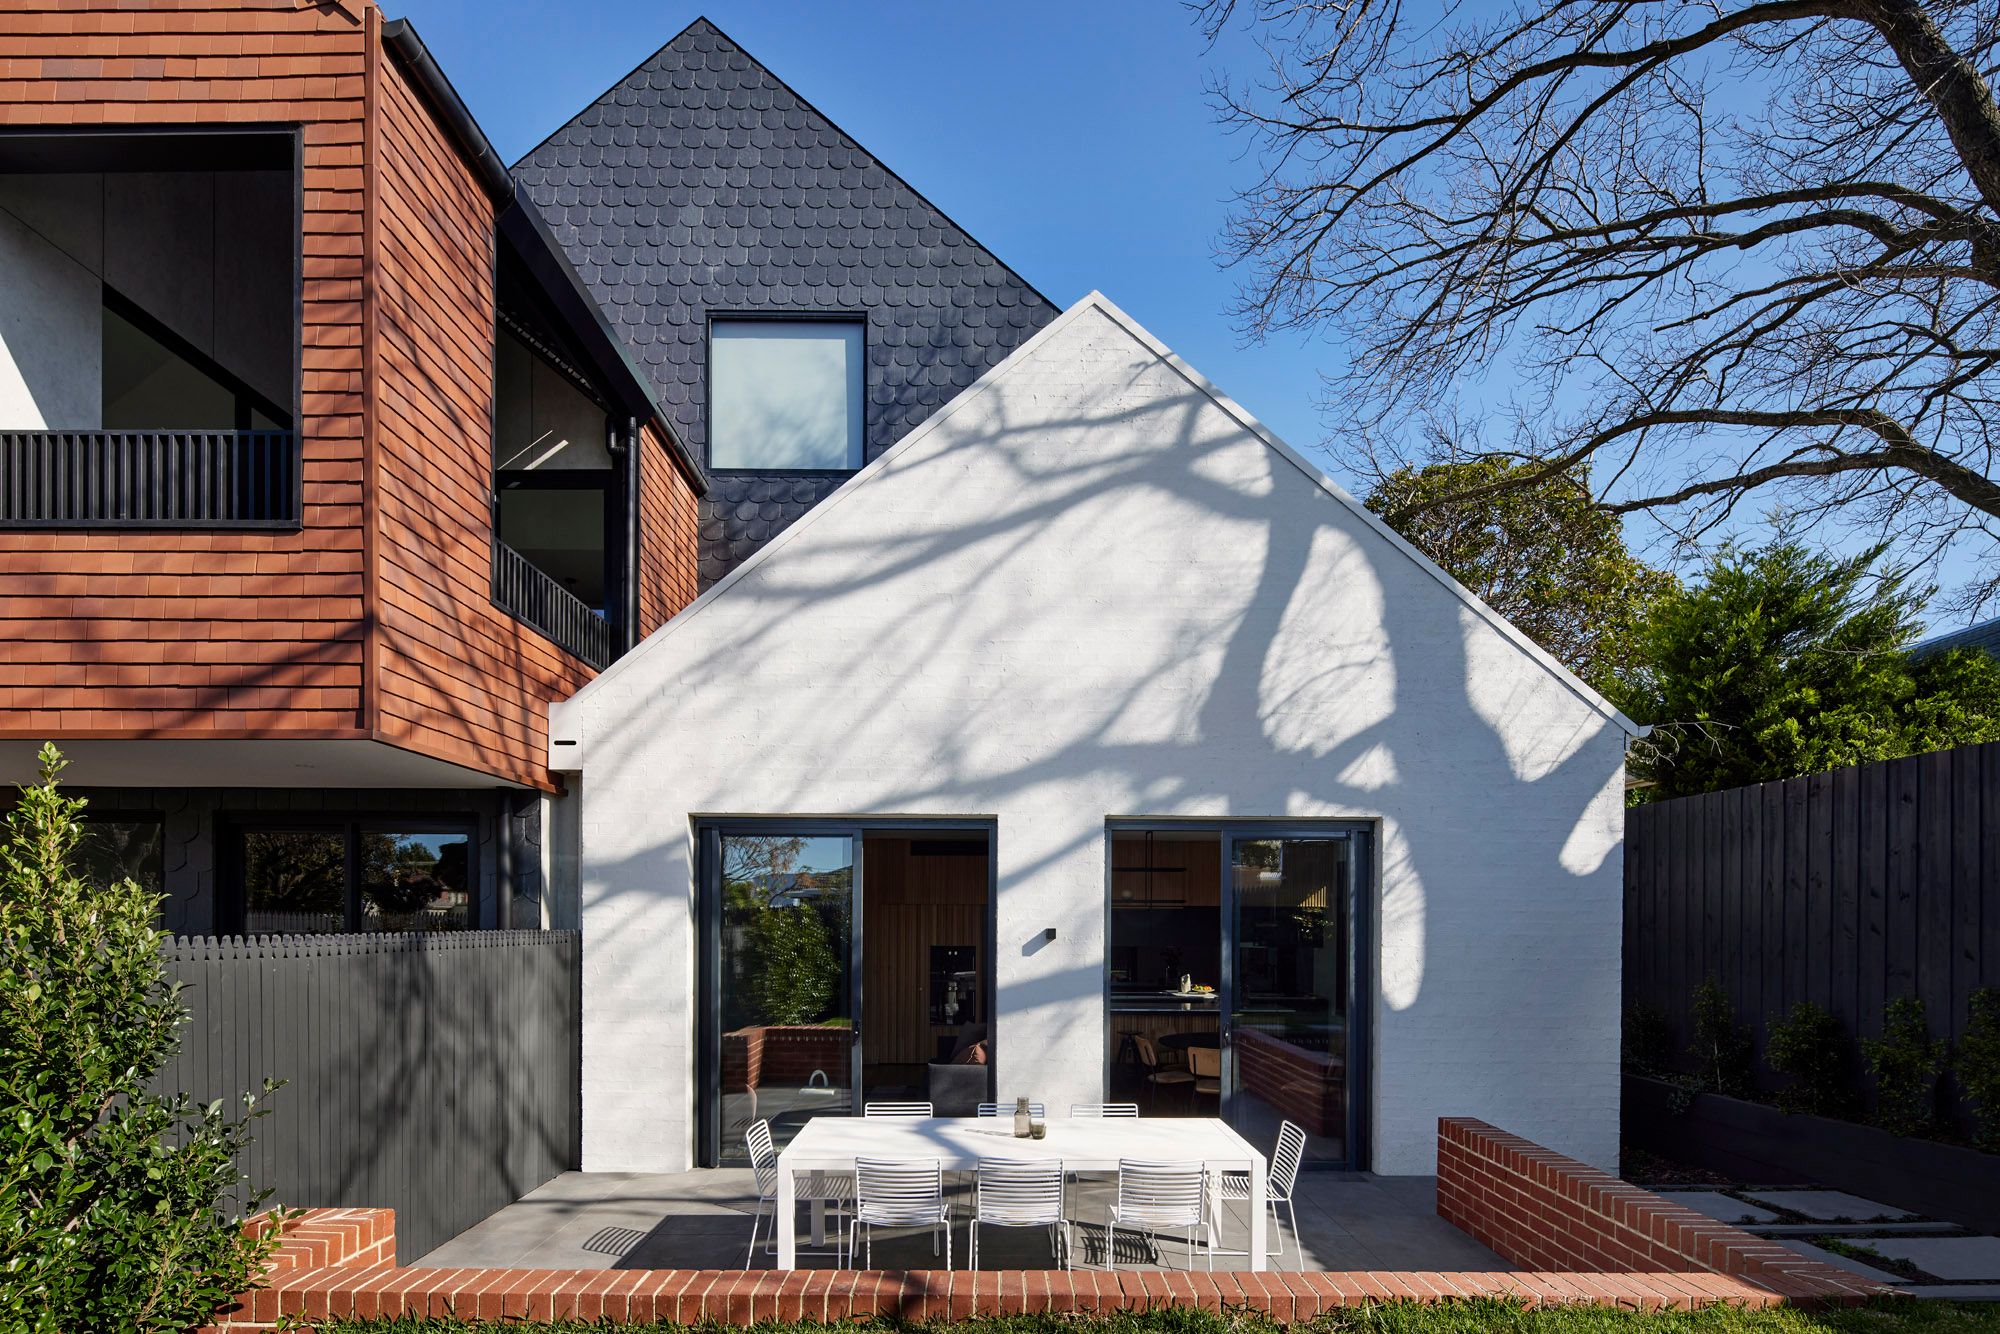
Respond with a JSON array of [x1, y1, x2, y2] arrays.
[[398, 1, 1985, 627], [398, 1, 1326, 453]]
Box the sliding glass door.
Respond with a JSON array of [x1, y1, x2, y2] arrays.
[[707, 831, 857, 1165], [1224, 831, 1366, 1167], [698, 821, 996, 1167], [1106, 822, 1369, 1170]]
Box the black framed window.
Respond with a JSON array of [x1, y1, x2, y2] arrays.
[[75, 813, 166, 897], [708, 318, 864, 471], [226, 818, 476, 935]]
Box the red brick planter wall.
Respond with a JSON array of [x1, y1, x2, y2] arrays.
[[202, 1120, 1891, 1330], [1437, 1118, 1886, 1304]]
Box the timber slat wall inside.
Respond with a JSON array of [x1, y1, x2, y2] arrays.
[[158, 930, 581, 1261], [1625, 741, 2000, 1129]]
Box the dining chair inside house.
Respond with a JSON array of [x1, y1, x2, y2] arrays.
[[1068, 1103, 1140, 1117], [1134, 1035, 1194, 1112], [848, 1156, 952, 1269], [1187, 1046, 1222, 1109], [977, 1102, 1046, 1118], [743, 1118, 853, 1267], [863, 1101, 934, 1117], [1212, 1119, 1309, 1260], [969, 1157, 1069, 1270], [1108, 1158, 1212, 1270]]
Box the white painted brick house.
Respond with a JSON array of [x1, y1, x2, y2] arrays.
[[549, 293, 1633, 1176]]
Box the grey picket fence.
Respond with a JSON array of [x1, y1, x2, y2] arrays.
[[157, 930, 581, 1260]]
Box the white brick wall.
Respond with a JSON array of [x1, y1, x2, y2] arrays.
[[553, 294, 1629, 1175]]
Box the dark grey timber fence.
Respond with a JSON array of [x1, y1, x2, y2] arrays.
[[157, 930, 580, 1260], [1625, 740, 2000, 1125]]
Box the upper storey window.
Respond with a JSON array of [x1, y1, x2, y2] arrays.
[[709, 319, 863, 471]]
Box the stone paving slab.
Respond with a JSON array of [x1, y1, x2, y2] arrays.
[[1867, 1236, 2000, 1282], [1744, 1190, 1919, 1222], [1902, 1285, 2000, 1300], [1774, 1239, 1908, 1285], [1660, 1191, 1779, 1224]]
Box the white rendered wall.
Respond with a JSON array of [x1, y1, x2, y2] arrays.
[[553, 296, 1628, 1175]]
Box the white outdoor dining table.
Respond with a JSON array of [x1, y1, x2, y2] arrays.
[[773, 1115, 1269, 1270]]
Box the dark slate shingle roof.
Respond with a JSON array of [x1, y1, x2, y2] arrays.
[[513, 18, 1061, 587], [1911, 616, 2000, 662]]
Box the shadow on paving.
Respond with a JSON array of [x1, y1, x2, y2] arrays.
[[415, 1169, 1511, 1274]]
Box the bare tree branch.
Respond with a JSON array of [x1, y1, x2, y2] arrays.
[[1203, 0, 2000, 615]]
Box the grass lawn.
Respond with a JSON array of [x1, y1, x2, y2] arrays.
[[314, 1298, 2000, 1334]]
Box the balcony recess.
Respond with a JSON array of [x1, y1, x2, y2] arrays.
[[0, 429, 299, 528]]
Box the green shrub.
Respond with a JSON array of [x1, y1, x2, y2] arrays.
[[1689, 978, 1753, 1097], [0, 744, 283, 1333], [1764, 1000, 1856, 1117], [1864, 996, 1947, 1137], [1959, 988, 2000, 1151]]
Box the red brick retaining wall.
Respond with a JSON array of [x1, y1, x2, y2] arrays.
[[203, 1121, 1890, 1329], [1437, 1118, 1887, 1305]]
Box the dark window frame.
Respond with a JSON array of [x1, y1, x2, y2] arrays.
[[218, 813, 481, 935], [703, 310, 870, 477], [1102, 818, 1375, 1172]]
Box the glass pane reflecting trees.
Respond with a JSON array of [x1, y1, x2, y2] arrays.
[[716, 833, 854, 1162]]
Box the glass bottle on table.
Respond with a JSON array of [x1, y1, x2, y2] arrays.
[[1014, 1096, 1031, 1138]]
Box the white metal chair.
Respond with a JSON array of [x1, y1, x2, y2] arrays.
[[977, 1102, 1045, 1117], [1214, 1120, 1308, 1258], [863, 1101, 933, 1117], [1109, 1158, 1212, 1270], [970, 1157, 1069, 1270], [847, 1156, 952, 1269], [743, 1119, 852, 1266], [1068, 1103, 1139, 1117]]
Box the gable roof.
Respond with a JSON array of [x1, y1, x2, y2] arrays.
[[513, 17, 1060, 585], [552, 291, 1642, 744]]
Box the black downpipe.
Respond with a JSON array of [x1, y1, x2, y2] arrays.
[[624, 416, 642, 653]]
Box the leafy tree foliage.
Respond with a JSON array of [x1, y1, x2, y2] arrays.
[[1367, 459, 1675, 689], [1607, 542, 2000, 799], [0, 745, 281, 1332]]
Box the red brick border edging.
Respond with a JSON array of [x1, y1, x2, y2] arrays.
[[201, 1119, 1894, 1329]]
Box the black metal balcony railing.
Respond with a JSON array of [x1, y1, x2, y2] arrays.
[[492, 539, 613, 670], [0, 429, 300, 528]]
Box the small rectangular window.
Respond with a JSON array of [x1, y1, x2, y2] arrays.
[[232, 819, 475, 934], [709, 319, 863, 470]]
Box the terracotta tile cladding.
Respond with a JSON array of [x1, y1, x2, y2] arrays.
[[512, 18, 1060, 588]]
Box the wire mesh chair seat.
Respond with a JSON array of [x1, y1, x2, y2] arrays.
[[1108, 1158, 1212, 1270], [969, 1157, 1069, 1270], [976, 1102, 1046, 1118], [1067, 1103, 1139, 1117], [862, 1101, 933, 1117], [743, 1119, 851, 1266], [846, 1156, 952, 1269], [1213, 1120, 1308, 1259]]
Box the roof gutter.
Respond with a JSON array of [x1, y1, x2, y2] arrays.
[[379, 17, 513, 203]]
